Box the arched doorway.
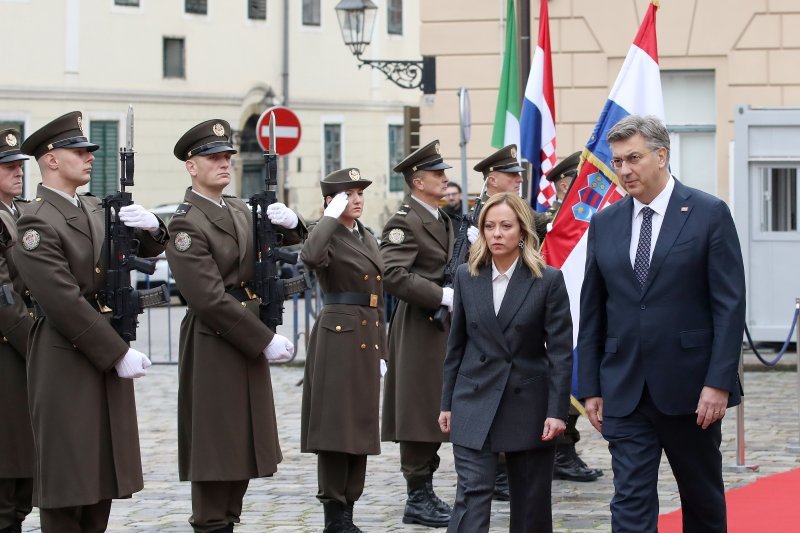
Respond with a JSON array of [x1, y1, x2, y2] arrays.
[[239, 114, 264, 199]]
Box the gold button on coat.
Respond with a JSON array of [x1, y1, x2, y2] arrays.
[[376, 275, 382, 281], [335, 325, 342, 332], [361, 320, 367, 326], [363, 275, 369, 280], [360, 343, 366, 349], [95, 267, 101, 273]]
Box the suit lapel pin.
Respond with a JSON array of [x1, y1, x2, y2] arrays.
[[681, 206, 689, 212]]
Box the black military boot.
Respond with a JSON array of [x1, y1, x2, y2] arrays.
[[343, 502, 362, 533], [0, 522, 21, 533], [425, 474, 452, 515], [493, 463, 510, 501], [402, 477, 450, 528], [553, 444, 601, 482], [322, 502, 349, 533]]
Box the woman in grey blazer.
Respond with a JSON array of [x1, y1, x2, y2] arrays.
[[439, 193, 573, 533]]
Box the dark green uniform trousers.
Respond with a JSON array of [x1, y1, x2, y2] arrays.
[[317, 452, 368, 505], [399, 441, 441, 481], [0, 478, 32, 530], [190, 480, 249, 533], [39, 499, 111, 533]]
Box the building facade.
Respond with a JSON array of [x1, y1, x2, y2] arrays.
[[1, 0, 420, 229]]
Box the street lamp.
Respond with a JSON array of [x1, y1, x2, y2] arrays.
[[334, 0, 436, 94]]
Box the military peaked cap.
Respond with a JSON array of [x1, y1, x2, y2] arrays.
[[0, 129, 28, 164], [21, 111, 99, 159], [474, 144, 524, 176], [393, 140, 452, 180], [321, 168, 373, 197], [546, 151, 581, 182], [174, 119, 237, 161]]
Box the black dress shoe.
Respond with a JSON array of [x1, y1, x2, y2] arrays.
[[403, 480, 450, 528], [553, 445, 601, 482]]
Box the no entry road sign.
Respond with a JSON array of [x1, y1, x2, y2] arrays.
[[256, 106, 302, 155]]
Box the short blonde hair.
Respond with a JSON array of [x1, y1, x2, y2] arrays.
[[468, 193, 545, 278]]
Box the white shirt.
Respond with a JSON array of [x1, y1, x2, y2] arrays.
[[629, 176, 675, 268], [191, 189, 227, 208], [42, 185, 80, 207], [410, 194, 439, 220], [491, 256, 519, 315]]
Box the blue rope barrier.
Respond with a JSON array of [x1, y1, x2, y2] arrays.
[[743, 304, 800, 366]]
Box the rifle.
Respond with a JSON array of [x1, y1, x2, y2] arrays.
[[248, 112, 309, 332], [101, 105, 169, 344], [432, 185, 486, 331]]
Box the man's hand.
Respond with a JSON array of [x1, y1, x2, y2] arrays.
[[263, 334, 295, 362], [440, 287, 454, 312], [266, 203, 299, 229], [696, 386, 729, 429], [118, 204, 159, 232], [438, 411, 451, 434], [585, 396, 603, 432], [115, 347, 152, 379], [323, 191, 348, 219], [542, 417, 566, 441]]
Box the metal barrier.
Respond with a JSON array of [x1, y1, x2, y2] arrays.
[[788, 297, 800, 454]]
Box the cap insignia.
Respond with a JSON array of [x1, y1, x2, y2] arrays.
[[349, 169, 360, 180], [212, 123, 225, 137], [77, 116, 84, 134], [434, 143, 441, 155], [5, 133, 17, 147], [22, 229, 41, 251], [510, 147, 517, 158], [387, 228, 405, 244], [174, 231, 192, 252]]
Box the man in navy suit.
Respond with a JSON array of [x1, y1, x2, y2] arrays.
[[577, 115, 745, 532]]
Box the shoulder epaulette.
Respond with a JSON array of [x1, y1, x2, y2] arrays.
[[222, 194, 236, 198], [13, 196, 30, 203], [396, 204, 410, 216], [173, 203, 192, 217], [78, 192, 96, 197]]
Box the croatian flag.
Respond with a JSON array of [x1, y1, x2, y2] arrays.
[[542, 1, 664, 392], [520, 0, 557, 211]]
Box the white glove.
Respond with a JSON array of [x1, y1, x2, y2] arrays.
[[466, 225, 479, 244], [440, 287, 454, 313], [324, 191, 349, 219], [115, 347, 152, 379], [118, 204, 159, 232], [266, 203, 299, 229], [264, 333, 295, 362], [380, 359, 388, 377]]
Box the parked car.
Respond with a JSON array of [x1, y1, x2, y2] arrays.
[[133, 204, 184, 304]]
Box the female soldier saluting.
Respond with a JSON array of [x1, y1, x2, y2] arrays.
[[300, 168, 387, 533]]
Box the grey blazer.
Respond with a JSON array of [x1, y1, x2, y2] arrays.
[[441, 262, 573, 452]]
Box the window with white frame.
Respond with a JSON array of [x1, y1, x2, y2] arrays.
[[324, 124, 342, 176], [388, 0, 403, 35], [302, 0, 320, 26], [388, 124, 405, 192], [248, 0, 266, 20]]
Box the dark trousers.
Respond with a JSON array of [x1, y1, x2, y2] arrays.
[[317, 451, 367, 505], [399, 441, 441, 481], [602, 388, 726, 533], [0, 478, 32, 529], [39, 500, 112, 533], [449, 443, 556, 533], [190, 480, 249, 533]]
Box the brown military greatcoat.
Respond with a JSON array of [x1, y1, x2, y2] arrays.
[[14, 184, 167, 508], [300, 216, 387, 455], [380, 195, 454, 443], [0, 201, 34, 480], [166, 188, 306, 482]]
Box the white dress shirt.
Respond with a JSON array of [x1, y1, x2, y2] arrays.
[[629, 176, 675, 268], [42, 185, 80, 207], [191, 189, 227, 208], [491, 256, 519, 315], [410, 194, 439, 220]]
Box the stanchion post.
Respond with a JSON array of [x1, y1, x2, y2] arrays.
[[723, 345, 759, 471], [788, 297, 800, 453]]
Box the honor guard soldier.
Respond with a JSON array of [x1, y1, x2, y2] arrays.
[[166, 119, 306, 533], [543, 151, 603, 483], [0, 129, 34, 533], [381, 140, 454, 528], [15, 111, 167, 531], [300, 168, 387, 533]]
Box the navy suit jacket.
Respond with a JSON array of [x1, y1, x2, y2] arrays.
[[577, 179, 746, 417], [441, 262, 573, 452]]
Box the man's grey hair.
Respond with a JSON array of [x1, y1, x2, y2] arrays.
[[607, 115, 670, 162]]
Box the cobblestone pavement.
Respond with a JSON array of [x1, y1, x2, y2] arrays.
[[20, 356, 800, 532]]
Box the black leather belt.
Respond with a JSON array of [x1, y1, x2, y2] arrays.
[[323, 292, 378, 308], [227, 286, 259, 303]]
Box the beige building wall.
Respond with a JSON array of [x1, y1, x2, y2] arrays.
[[419, 0, 800, 203], [0, 0, 421, 229]]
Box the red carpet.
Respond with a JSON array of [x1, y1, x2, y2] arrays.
[[658, 468, 800, 532]]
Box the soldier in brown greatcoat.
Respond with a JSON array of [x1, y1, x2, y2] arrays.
[[166, 119, 306, 533], [380, 140, 454, 528], [0, 129, 34, 533], [300, 168, 387, 533], [15, 111, 167, 531]]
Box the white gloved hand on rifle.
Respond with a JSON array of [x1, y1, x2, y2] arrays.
[[118, 204, 160, 232], [263, 333, 295, 362], [115, 347, 152, 379], [266, 203, 299, 229], [323, 191, 349, 219], [440, 287, 454, 313], [466, 225, 479, 244]]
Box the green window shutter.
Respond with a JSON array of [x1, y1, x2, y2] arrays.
[[89, 121, 119, 198], [388, 124, 405, 192]]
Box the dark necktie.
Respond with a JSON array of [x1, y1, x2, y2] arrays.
[[634, 207, 654, 289], [352, 228, 361, 242]]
